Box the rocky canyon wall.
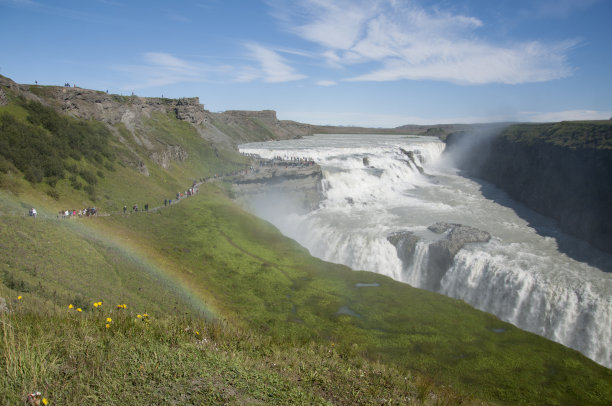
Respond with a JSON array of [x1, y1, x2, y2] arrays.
[[445, 122, 612, 254]]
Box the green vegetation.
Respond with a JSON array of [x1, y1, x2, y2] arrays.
[[502, 121, 612, 149], [2, 305, 455, 405], [1, 82, 611, 404]]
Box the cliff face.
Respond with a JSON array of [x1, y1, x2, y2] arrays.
[[0, 75, 312, 146], [445, 123, 612, 253]]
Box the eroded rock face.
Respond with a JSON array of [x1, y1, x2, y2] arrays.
[[400, 148, 424, 174], [444, 128, 612, 254], [175, 98, 207, 125], [150, 146, 189, 169], [387, 231, 419, 267], [425, 222, 491, 290], [388, 222, 491, 291]]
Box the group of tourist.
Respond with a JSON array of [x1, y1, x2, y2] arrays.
[[25, 163, 292, 220], [59, 208, 97, 218]]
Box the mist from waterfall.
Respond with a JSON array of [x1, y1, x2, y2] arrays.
[[239, 133, 612, 368]]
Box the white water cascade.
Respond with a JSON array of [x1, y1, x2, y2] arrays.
[[239, 133, 612, 368]]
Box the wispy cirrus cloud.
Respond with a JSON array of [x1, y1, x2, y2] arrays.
[[242, 43, 307, 83], [115, 47, 306, 90], [114, 52, 219, 90], [268, 0, 578, 85]]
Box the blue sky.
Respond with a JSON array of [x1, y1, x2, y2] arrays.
[[1, 0, 611, 127]]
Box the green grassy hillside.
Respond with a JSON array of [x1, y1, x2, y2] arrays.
[[1, 81, 612, 405]]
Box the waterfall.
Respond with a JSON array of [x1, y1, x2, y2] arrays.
[[239, 134, 612, 368]]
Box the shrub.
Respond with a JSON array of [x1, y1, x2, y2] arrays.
[[79, 169, 97, 185], [46, 189, 60, 200], [24, 166, 43, 183], [70, 177, 83, 190], [66, 164, 78, 173], [84, 184, 96, 199]]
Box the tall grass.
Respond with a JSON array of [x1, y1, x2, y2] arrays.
[[1, 303, 473, 405]]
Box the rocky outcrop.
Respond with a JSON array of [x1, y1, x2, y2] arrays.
[[209, 110, 313, 143], [400, 148, 424, 174], [425, 223, 490, 290], [388, 223, 491, 291], [387, 231, 419, 267], [174, 97, 207, 125], [445, 123, 612, 254], [150, 146, 189, 169]]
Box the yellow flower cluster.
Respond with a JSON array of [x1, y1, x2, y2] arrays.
[[93, 301, 103, 308], [67, 304, 82, 312], [136, 313, 150, 322], [116, 303, 127, 309]]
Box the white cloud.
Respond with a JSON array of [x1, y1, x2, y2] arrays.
[[315, 80, 337, 86], [244, 43, 307, 83], [114, 52, 212, 90], [270, 0, 577, 85]]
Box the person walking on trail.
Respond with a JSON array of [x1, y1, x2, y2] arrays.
[[144, 203, 149, 212], [123, 205, 127, 214]]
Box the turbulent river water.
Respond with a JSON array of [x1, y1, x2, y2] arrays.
[[239, 133, 612, 368]]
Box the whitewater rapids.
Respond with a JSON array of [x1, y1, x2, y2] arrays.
[[239, 133, 612, 368]]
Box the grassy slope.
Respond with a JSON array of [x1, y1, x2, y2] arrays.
[[3, 188, 612, 405], [1, 92, 612, 404], [502, 121, 612, 149]]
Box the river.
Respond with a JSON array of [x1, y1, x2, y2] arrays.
[[238, 133, 612, 368]]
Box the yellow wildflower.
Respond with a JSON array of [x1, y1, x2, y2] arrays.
[[77, 308, 82, 312], [17, 296, 22, 300], [137, 314, 142, 319], [42, 398, 49, 405], [196, 331, 200, 336], [68, 304, 74, 309], [116, 304, 127, 309], [106, 317, 112, 323], [105, 324, 110, 329], [143, 313, 149, 318], [93, 301, 102, 308]]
